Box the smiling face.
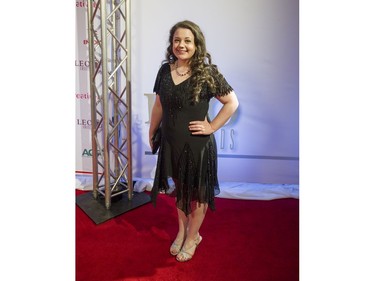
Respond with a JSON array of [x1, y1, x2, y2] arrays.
[[172, 28, 196, 63]]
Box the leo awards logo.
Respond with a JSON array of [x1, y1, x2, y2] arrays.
[[77, 119, 103, 131], [75, 60, 90, 71], [75, 59, 101, 72]]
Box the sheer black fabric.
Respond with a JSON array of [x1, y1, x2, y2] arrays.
[[151, 63, 233, 216]]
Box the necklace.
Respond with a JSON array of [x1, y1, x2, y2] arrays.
[[175, 61, 191, 77]]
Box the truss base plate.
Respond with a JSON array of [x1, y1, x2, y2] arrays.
[[76, 191, 151, 224]]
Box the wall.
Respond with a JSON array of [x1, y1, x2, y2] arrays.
[[75, 0, 299, 183]]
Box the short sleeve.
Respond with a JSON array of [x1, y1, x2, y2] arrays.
[[153, 63, 168, 94], [210, 66, 234, 97]]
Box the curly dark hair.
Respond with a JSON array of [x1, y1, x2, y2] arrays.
[[165, 20, 218, 103]]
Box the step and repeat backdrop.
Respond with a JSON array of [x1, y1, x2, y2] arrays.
[[75, 0, 299, 183]]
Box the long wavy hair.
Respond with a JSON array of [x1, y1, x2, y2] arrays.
[[165, 20, 218, 103]]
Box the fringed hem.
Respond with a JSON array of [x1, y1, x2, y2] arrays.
[[151, 135, 219, 216]]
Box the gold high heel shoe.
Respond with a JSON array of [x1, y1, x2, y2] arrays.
[[176, 234, 202, 262]]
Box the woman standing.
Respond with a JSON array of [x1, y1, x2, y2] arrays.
[[149, 20, 239, 262]]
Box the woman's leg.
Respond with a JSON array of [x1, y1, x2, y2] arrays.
[[187, 202, 207, 241], [170, 206, 188, 255], [176, 207, 189, 239], [176, 202, 207, 261], [174, 179, 189, 242]]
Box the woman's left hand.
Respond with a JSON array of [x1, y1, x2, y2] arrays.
[[189, 117, 215, 135]]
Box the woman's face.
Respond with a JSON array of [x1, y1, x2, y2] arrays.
[[172, 28, 196, 62]]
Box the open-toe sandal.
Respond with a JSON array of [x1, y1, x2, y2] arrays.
[[170, 238, 185, 256], [176, 234, 202, 262]]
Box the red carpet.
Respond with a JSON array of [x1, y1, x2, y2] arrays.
[[76, 190, 299, 281]]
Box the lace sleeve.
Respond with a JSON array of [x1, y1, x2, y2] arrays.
[[210, 66, 234, 97]]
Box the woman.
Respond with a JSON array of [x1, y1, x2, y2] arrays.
[[149, 20, 239, 262]]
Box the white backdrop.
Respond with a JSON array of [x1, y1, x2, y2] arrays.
[[75, 1, 93, 174], [75, 0, 299, 184]]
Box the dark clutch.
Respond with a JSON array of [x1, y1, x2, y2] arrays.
[[151, 127, 162, 154]]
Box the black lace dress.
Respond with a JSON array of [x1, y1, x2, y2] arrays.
[[151, 63, 233, 216]]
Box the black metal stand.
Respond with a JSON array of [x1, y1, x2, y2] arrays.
[[76, 190, 151, 224]]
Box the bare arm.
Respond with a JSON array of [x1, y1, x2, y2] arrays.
[[149, 94, 163, 148], [189, 91, 239, 135]]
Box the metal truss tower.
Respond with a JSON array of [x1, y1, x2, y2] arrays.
[[86, 0, 133, 209]]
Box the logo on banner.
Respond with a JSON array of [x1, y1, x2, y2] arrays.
[[76, 93, 90, 100], [76, 1, 97, 8], [82, 148, 104, 157], [83, 29, 100, 46], [77, 119, 103, 131], [75, 60, 90, 71], [83, 39, 100, 46], [75, 59, 101, 72]]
